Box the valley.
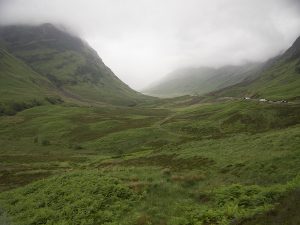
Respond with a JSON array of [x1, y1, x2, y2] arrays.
[[0, 23, 299, 225], [0, 97, 299, 225]]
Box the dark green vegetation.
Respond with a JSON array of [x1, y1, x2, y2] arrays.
[[0, 24, 300, 225], [0, 172, 138, 225]]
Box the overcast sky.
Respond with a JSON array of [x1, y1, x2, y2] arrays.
[[0, 0, 300, 90]]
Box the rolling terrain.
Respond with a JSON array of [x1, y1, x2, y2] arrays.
[[0, 24, 299, 225], [0, 99, 299, 225]]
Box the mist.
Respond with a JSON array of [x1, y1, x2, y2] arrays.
[[0, 0, 300, 90]]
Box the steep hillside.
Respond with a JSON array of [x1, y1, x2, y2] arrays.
[[283, 36, 300, 60], [143, 63, 262, 98], [0, 24, 147, 106], [0, 47, 62, 115], [211, 36, 300, 100]]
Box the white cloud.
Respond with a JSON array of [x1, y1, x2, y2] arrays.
[[0, 0, 300, 89]]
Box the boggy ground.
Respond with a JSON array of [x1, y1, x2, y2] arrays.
[[0, 98, 299, 225]]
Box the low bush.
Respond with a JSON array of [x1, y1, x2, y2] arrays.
[[195, 176, 300, 225], [0, 171, 139, 225], [0, 99, 43, 116], [45, 96, 64, 105], [41, 139, 50, 146]]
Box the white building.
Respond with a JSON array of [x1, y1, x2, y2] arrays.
[[259, 99, 267, 102]]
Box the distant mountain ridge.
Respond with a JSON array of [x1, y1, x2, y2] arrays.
[[211, 35, 300, 100], [144, 35, 300, 100], [0, 23, 147, 114], [283, 36, 300, 60], [144, 63, 262, 97]]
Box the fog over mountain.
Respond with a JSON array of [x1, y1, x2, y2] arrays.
[[0, 0, 300, 90]]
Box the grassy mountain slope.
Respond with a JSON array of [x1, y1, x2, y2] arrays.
[[0, 24, 147, 106], [211, 36, 300, 100], [0, 47, 62, 115], [145, 36, 300, 100], [144, 63, 261, 98]]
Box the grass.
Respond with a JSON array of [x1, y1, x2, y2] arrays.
[[247, 59, 300, 100], [240, 188, 300, 225], [0, 48, 62, 115], [214, 59, 300, 100], [0, 171, 139, 225], [0, 98, 299, 224], [1, 24, 299, 224]]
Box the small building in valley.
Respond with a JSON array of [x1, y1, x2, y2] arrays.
[[259, 99, 268, 102]]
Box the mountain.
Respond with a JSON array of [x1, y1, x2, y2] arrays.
[[283, 36, 300, 60], [0, 47, 63, 115], [0, 24, 147, 113], [143, 63, 262, 98], [210, 36, 300, 100], [144, 36, 300, 100]]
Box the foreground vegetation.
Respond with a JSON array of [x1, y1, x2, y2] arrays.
[[0, 98, 299, 225]]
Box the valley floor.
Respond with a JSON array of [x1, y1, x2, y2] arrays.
[[0, 98, 299, 225]]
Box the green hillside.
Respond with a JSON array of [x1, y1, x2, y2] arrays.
[[0, 24, 148, 107], [0, 47, 62, 115], [211, 37, 300, 100], [144, 63, 262, 98], [145, 36, 300, 101]]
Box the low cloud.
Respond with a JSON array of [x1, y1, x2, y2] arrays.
[[1, 0, 300, 89]]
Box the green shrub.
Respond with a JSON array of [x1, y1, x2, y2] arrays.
[[195, 176, 300, 224], [0, 171, 139, 225], [69, 143, 83, 150], [41, 139, 50, 146], [33, 136, 39, 143], [45, 96, 64, 105]]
